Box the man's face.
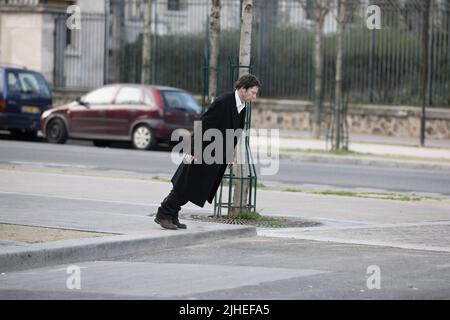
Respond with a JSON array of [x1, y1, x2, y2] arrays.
[[240, 86, 259, 102]]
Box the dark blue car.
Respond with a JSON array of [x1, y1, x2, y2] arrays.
[[0, 66, 52, 139]]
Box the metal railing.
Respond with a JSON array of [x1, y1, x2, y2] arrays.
[[49, 0, 449, 107], [0, 0, 40, 5]]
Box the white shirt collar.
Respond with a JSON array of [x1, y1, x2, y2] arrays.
[[235, 90, 245, 114]]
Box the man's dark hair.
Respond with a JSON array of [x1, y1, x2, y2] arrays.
[[234, 74, 261, 90]]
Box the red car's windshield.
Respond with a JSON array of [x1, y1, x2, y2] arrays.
[[160, 90, 201, 113]]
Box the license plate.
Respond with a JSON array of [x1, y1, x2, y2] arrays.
[[22, 106, 40, 114]]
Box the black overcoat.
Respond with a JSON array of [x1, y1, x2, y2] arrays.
[[171, 92, 246, 207]]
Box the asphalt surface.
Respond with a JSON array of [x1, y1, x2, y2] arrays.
[[1, 136, 450, 196], [1, 133, 450, 300], [1, 237, 449, 299]]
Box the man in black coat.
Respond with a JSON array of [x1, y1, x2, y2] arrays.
[[155, 74, 261, 230]]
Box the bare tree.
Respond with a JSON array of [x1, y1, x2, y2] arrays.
[[420, 0, 431, 146], [332, 0, 350, 150], [238, 0, 253, 77], [141, 0, 153, 84], [109, 0, 125, 83], [208, 0, 221, 103], [335, 0, 345, 119], [297, 0, 332, 139], [231, 0, 253, 217]]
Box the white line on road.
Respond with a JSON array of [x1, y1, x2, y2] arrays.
[[10, 161, 97, 169]]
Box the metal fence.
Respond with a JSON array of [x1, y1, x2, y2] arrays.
[[52, 0, 450, 107], [54, 12, 107, 90]]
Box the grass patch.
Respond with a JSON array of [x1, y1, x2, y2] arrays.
[[280, 148, 450, 163], [282, 187, 302, 192], [280, 148, 360, 156], [330, 149, 356, 156], [285, 185, 450, 202], [314, 190, 358, 197], [220, 180, 267, 189], [231, 210, 283, 227], [257, 182, 268, 189], [233, 210, 262, 220], [310, 189, 422, 201], [151, 176, 171, 182]]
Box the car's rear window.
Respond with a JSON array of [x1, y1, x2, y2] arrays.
[[160, 90, 201, 113], [7, 70, 51, 98]]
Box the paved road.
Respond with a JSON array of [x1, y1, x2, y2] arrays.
[[1, 136, 450, 195], [0, 138, 450, 195], [1, 237, 449, 299], [1, 157, 449, 300]]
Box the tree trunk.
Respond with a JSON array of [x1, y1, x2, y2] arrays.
[[141, 0, 153, 84], [297, 0, 329, 139], [238, 0, 253, 76], [333, 0, 345, 150], [208, 0, 221, 103], [313, 12, 326, 139], [109, 0, 125, 83], [420, 0, 431, 146], [231, 0, 253, 217], [447, 0, 450, 106]]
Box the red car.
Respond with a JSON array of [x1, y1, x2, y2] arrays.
[[41, 84, 201, 150]]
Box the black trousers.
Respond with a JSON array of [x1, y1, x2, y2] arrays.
[[156, 189, 189, 219]]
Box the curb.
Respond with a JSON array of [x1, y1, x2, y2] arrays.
[[279, 152, 450, 171], [0, 225, 256, 273]]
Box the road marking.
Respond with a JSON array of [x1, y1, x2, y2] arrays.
[[10, 161, 97, 169], [257, 233, 450, 253]]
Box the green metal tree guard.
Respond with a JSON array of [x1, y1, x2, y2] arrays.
[[213, 57, 258, 217], [326, 86, 349, 150]]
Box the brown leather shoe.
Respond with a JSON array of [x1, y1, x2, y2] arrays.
[[173, 218, 187, 229], [154, 217, 178, 230]]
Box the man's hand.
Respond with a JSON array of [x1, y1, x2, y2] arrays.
[[183, 154, 197, 164]]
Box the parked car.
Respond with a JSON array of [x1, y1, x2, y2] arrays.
[[40, 84, 202, 150], [0, 65, 52, 139]]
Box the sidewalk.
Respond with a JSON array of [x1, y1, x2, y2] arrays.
[[278, 130, 450, 149], [0, 168, 257, 272], [1, 167, 449, 273], [250, 130, 450, 171]]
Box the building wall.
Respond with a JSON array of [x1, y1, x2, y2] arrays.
[[78, 0, 104, 13], [0, 5, 67, 85], [41, 12, 56, 83], [52, 88, 450, 140], [0, 1, 105, 88], [0, 12, 43, 71], [60, 0, 106, 89], [251, 99, 450, 139]]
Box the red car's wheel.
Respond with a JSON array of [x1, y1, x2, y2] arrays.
[[132, 124, 157, 150], [46, 118, 67, 144]]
